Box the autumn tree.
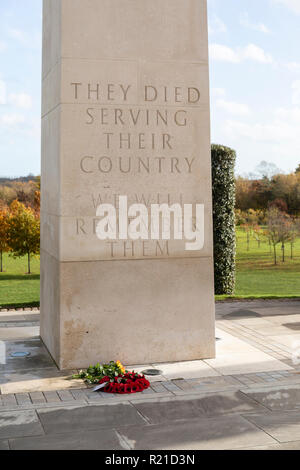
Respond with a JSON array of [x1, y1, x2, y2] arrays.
[[0, 208, 10, 272], [7, 200, 40, 274], [265, 207, 283, 265]]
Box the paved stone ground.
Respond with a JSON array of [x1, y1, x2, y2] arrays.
[[1, 300, 300, 449]]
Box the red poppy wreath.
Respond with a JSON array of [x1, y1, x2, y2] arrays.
[[99, 372, 150, 394], [73, 361, 150, 394]]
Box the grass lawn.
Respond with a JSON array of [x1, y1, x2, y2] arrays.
[[0, 254, 40, 308], [0, 227, 299, 307], [216, 227, 300, 300]]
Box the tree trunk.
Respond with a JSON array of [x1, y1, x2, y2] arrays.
[[28, 252, 31, 274], [273, 244, 277, 265], [282, 242, 285, 263]]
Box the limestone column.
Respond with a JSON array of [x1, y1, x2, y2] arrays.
[[41, 0, 215, 369]]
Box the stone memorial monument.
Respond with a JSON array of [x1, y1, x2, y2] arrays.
[[41, 0, 215, 369]]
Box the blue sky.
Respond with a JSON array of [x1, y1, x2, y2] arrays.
[[0, 0, 300, 177]]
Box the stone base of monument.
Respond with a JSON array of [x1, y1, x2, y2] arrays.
[[41, 251, 215, 370]]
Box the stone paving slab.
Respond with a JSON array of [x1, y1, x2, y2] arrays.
[[37, 403, 146, 435], [9, 429, 125, 451], [0, 369, 84, 394], [132, 396, 206, 424], [116, 415, 276, 450], [243, 411, 300, 443], [245, 440, 300, 450], [241, 384, 300, 411], [0, 327, 39, 341], [0, 440, 9, 450], [0, 339, 55, 373], [0, 410, 43, 440], [132, 390, 266, 424]]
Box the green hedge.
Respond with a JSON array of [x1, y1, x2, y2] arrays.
[[211, 144, 236, 295]]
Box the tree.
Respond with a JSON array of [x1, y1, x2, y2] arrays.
[[277, 213, 293, 262], [253, 224, 263, 248], [265, 207, 294, 265], [0, 208, 10, 272], [8, 200, 40, 274], [265, 207, 283, 265]]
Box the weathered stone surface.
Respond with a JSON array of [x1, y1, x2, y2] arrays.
[[133, 391, 265, 424], [244, 411, 300, 443], [0, 410, 43, 439], [41, 0, 215, 368], [0, 339, 54, 373], [116, 415, 276, 450], [245, 440, 300, 450], [37, 404, 145, 434], [0, 440, 9, 450], [133, 396, 206, 424], [241, 385, 300, 410], [10, 429, 125, 450]]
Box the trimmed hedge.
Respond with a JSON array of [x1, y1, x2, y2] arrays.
[[211, 144, 236, 295]]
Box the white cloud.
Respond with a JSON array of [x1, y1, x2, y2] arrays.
[[0, 113, 25, 127], [0, 80, 7, 105], [242, 44, 273, 64], [0, 41, 6, 52], [209, 43, 273, 64], [286, 62, 300, 72], [8, 93, 32, 109], [208, 15, 227, 34], [272, 0, 300, 14], [216, 99, 250, 116], [292, 80, 300, 105], [240, 13, 271, 33], [209, 44, 240, 63], [224, 105, 300, 146]]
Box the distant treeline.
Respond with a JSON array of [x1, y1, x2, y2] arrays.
[[0, 174, 37, 184], [236, 167, 300, 216], [0, 175, 40, 210]]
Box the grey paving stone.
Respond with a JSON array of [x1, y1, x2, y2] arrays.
[[15, 393, 31, 406], [116, 415, 275, 450], [56, 390, 74, 402], [244, 411, 300, 443], [241, 385, 300, 410], [43, 391, 61, 404], [1, 394, 17, 407], [0, 410, 43, 439], [0, 339, 54, 373], [0, 440, 9, 450], [172, 380, 194, 391], [10, 429, 125, 450], [37, 404, 145, 435], [133, 396, 205, 424], [162, 381, 181, 392], [70, 389, 88, 401], [195, 390, 267, 416], [30, 392, 46, 404], [246, 440, 300, 450], [150, 383, 168, 393], [225, 310, 261, 319]]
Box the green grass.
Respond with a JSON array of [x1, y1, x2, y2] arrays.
[[220, 227, 300, 300], [0, 227, 300, 308], [0, 253, 40, 308]]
